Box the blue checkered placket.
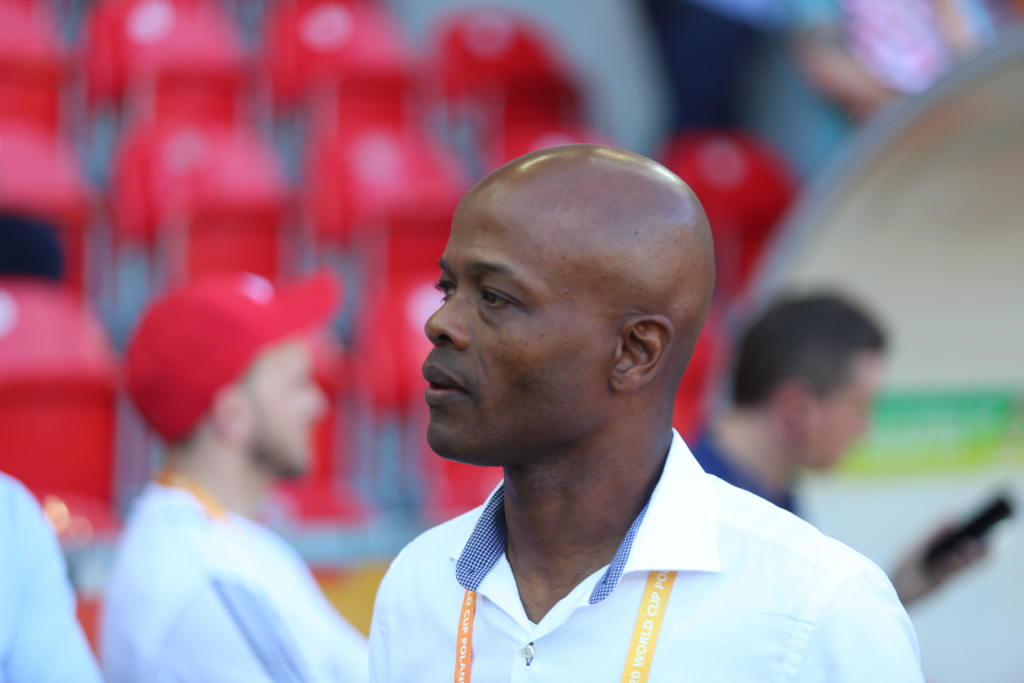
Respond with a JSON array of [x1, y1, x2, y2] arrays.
[[455, 484, 652, 604]]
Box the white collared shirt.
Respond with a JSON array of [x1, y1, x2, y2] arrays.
[[102, 483, 369, 683], [369, 430, 924, 682]]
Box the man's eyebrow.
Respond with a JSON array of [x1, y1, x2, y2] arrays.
[[468, 260, 515, 277], [437, 258, 517, 278]]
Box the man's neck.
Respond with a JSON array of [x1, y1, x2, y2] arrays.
[[164, 442, 272, 520], [502, 428, 671, 624], [711, 408, 796, 496]]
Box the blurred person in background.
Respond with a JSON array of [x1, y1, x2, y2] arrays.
[[640, 0, 785, 131], [694, 294, 987, 605], [0, 214, 103, 682], [102, 272, 369, 683], [791, 0, 1007, 120], [0, 476, 104, 683]]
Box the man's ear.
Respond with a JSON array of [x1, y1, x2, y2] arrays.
[[770, 378, 817, 436], [208, 384, 253, 447], [610, 315, 674, 393]]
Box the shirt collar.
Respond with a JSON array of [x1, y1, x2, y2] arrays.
[[155, 467, 228, 522], [451, 430, 721, 603]]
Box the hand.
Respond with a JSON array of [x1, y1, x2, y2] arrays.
[[889, 524, 987, 607]]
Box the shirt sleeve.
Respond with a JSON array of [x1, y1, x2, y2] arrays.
[[3, 481, 103, 683], [793, 569, 925, 683], [157, 579, 322, 683]]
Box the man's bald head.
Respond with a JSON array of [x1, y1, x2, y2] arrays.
[[423, 145, 715, 466], [465, 145, 714, 378]]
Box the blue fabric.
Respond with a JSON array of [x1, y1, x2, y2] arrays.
[[691, 434, 798, 515], [455, 485, 651, 604]]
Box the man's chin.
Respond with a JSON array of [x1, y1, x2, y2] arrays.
[[427, 425, 504, 467]]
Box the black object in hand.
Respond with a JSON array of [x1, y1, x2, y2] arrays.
[[923, 494, 1013, 571]]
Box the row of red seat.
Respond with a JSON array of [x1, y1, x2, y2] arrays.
[[0, 128, 795, 537], [0, 0, 798, 536]]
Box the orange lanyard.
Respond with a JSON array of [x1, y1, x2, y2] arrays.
[[156, 467, 227, 521], [454, 570, 677, 683]]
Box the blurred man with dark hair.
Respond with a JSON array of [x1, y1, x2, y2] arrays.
[[0, 213, 64, 281], [694, 294, 985, 605], [103, 272, 368, 683]]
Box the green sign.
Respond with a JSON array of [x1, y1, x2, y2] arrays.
[[843, 391, 1024, 474]]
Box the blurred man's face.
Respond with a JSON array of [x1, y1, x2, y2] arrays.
[[797, 351, 884, 469], [243, 338, 327, 478]]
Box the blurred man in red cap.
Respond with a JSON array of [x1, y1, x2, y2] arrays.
[[102, 272, 369, 683]]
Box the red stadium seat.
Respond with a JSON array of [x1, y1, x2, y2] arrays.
[[437, 9, 590, 171], [307, 126, 465, 243], [265, 0, 412, 125], [437, 8, 567, 101], [661, 131, 796, 305], [111, 120, 289, 284], [0, 278, 120, 540], [0, 2, 65, 132], [0, 123, 92, 290], [83, 0, 246, 123]]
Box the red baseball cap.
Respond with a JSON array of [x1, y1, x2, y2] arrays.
[[126, 271, 341, 443]]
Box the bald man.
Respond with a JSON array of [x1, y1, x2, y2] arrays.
[[369, 146, 923, 682]]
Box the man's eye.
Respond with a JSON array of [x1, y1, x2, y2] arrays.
[[435, 281, 455, 300], [481, 289, 507, 306]]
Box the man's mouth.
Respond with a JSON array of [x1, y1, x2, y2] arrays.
[[423, 365, 471, 406]]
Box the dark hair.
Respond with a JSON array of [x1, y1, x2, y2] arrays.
[[0, 213, 64, 281], [733, 294, 886, 406]]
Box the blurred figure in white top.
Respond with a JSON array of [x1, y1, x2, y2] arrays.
[[0, 472, 104, 683], [102, 272, 369, 683]]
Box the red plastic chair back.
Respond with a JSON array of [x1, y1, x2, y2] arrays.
[[438, 9, 583, 142], [0, 279, 119, 538], [0, 123, 91, 290], [175, 205, 285, 284], [438, 8, 564, 99], [84, 0, 246, 122], [307, 127, 465, 243], [662, 131, 796, 305], [112, 120, 287, 259], [0, 3, 65, 132], [265, 0, 409, 112]]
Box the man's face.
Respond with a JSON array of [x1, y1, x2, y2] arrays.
[[797, 351, 885, 470], [422, 196, 615, 467], [244, 338, 327, 478]]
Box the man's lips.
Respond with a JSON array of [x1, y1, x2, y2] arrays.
[[422, 365, 471, 406]]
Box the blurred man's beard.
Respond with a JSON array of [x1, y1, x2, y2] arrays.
[[250, 437, 307, 480]]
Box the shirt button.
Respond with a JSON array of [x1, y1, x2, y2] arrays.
[[521, 643, 535, 664]]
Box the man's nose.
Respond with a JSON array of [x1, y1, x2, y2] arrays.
[[425, 296, 470, 351]]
